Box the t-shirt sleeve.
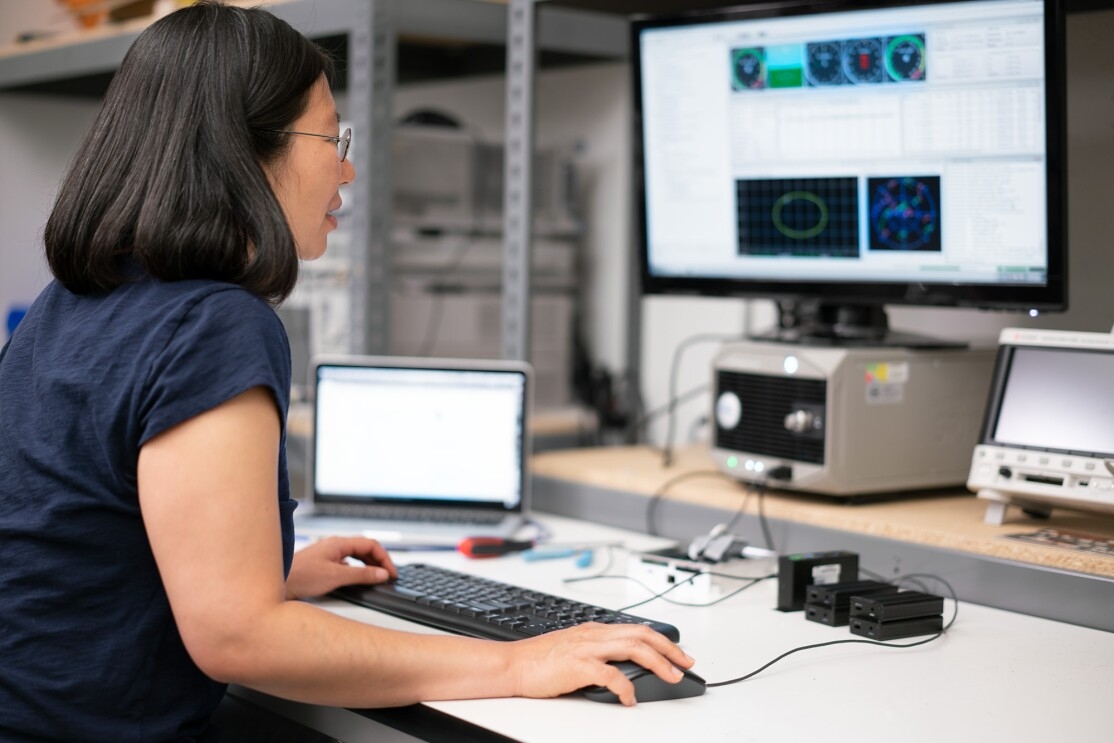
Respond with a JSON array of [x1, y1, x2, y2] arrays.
[[138, 287, 291, 447]]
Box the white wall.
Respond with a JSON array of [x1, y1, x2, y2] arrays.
[[0, 95, 98, 326], [0, 0, 96, 334]]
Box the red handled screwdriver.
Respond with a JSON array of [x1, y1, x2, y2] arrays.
[[457, 537, 535, 558]]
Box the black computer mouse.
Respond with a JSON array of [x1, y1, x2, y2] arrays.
[[582, 661, 707, 704]]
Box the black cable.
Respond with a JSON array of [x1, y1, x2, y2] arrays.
[[858, 567, 932, 595], [645, 469, 732, 536], [858, 566, 889, 582], [618, 573, 700, 612], [562, 572, 632, 585], [563, 572, 693, 595], [574, 543, 617, 582], [705, 633, 944, 688], [624, 383, 709, 441], [755, 481, 775, 552], [894, 573, 959, 630], [620, 370, 647, 445], [621, 573, 778, 612], [662, 574, 775, 608], [706, 571, 960, 688], [660, 333, 744, 467], [687, 415, 709, 445], [721, 485, 748, 536], [521, 517, 554, 545], [567, 570, 774, 613]]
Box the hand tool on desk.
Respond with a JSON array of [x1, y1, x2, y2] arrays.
[[457, 536, 536, 558]]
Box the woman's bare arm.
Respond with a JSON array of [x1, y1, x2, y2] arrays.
[[138, 386, 693, 707]]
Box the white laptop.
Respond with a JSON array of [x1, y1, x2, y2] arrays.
[[294, 355, 532, 545]]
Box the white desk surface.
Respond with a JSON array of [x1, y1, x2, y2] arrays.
[[249, 514, 1113, 743]]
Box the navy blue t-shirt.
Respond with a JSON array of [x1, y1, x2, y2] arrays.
[[0, 277, 295, 742]]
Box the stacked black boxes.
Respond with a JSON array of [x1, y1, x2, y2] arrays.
[[780, 552, 945, 639], [848, 591, 945, 640], [804, 580, 900, 626]]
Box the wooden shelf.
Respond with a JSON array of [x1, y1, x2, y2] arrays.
[[533, 444, 1114, 577]]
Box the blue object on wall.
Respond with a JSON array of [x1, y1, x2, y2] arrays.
[[6, 305, 29, 339]]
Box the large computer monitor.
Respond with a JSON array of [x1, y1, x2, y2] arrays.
[[632, 0, 1067, 345]]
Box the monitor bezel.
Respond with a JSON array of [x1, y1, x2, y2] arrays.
[[631, 0, 1068, 314]]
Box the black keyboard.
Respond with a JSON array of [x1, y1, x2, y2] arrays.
[[333, 563, 681, 642]]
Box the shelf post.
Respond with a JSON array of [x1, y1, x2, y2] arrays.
[[501, 0, 537, 363], [348, 0, 395, 355]]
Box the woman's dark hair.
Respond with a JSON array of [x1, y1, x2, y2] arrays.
[[44, 1, 335, 305]]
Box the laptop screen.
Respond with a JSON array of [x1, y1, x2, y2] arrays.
[[312, 358, 531, 512]]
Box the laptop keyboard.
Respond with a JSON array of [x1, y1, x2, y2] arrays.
[[316, 504, 505, 524], [333, 563, 681, 642]]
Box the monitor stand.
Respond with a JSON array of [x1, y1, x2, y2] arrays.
[[751, 301, 967, 349]]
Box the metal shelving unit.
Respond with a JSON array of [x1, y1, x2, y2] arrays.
[[0, 0, 627, 359]]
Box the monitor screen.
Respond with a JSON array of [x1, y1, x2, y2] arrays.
[[985, 346, 1114, 457], [632, 0, 1067, 342]]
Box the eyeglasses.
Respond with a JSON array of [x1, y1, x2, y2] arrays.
[[266, 126, 352, 161]]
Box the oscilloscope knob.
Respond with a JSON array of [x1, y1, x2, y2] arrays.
[[784, 409, 819, 433]]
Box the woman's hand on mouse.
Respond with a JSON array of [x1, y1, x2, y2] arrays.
[[284, 536, 398, 600], [506, 622, 694, 706]]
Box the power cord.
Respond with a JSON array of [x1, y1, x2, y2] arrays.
[[660, 333, 745, 467], [755, 480, 775, 552], [624, 383, 709, 442], [722, 486, 752, 535], [520, 517, 554, 545], [706, 572, 959, 688], [627, 573, 776, 611], [645, 473, 776, 557], [563, 569, 775, 612], [559, 543, 620, 583], [619, 573, 777, 613], [712, 479, 775, 553], [564, 546, 957, 687], [687, 414, 709, 445], [618, 573, 700, 611], [645, 469, 734, 536]]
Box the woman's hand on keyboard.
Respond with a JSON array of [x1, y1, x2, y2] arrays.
[[284, 536, 399, 600], [509, 621, 695, 706]]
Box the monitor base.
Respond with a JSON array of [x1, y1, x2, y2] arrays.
[[752, 301, 967, 349]]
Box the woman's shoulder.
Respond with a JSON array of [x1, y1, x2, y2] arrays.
[[123, 276, 272, 310], [69, 278, 288, 372], [116, 277, 281, 333]]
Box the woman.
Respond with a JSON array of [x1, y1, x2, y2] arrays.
[[0, 2, 693, 740]]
